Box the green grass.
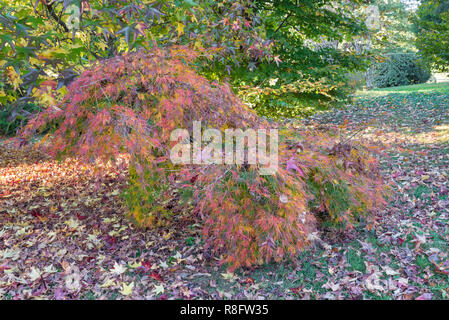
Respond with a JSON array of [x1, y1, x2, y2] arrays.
[[356, 82, 449, 97]]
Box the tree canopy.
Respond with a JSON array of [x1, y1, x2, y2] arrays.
[[1, 0, 373, 119], [414, 0, 449, 70]]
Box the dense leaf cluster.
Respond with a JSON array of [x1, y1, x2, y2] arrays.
[[22, 47, 387, 270]]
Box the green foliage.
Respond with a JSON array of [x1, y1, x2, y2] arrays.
[[371, 0, 416, 53], [413, 0, 449, 70], [0, 102, 41, 136], [371, 53, 431, 88], [235, 67, 353, 119], [1, 0, 374, 121], [197, 0, 371, 118]]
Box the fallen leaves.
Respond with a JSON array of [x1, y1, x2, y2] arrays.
[[300, 91, 449, 299], [0, 143, 207, 299]]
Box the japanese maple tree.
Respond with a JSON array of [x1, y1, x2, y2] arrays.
[[22, 46, 388, 270]]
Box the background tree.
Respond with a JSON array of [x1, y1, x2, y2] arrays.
[[218, 0, 371, 118], [360, 0, 432, 88], [371, 0, 417, 53], [413, 0, 449, 71]]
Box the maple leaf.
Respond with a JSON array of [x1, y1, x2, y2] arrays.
[[28, 267, 42, 282], [120, 282, 134, 296], [152, 284, 165, 295], [6, 66, 22, 90], [65, 272, 81, 292], [100, 278, 116, 288], [128, 261, 142, 269], [176, 22, 184, 36], [30, 208, 43, 217], [44, 265, 58, 274], [173, 251, 185, 264], [244, 277, 254, 284], [65, 218, 80, 229], [221, 272, 234, 281], [76, 212, 87, 220], [141, 260, 152, 271], [110, 262, 127, 275], [149, 272, 163, 282], [286, 156, 304, 177], [1, 249, 21, 261]]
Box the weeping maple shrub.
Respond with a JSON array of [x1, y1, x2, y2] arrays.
[[21, 46, 388, 270]]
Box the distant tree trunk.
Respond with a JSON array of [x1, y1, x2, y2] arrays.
[[365, 64, 375, 89]]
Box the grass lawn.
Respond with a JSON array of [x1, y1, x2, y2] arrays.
[[356, 81, 449, 97]]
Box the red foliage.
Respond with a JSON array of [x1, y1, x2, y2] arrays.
[[22, 46, 388, 270]]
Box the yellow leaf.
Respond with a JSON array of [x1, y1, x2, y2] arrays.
[[194, 40, 202, 50], [29, 57, 41, 65], [120, 282, 134, 296], [128, 261, 142, 269], [162, 231, 173, 240], [100, 278, 116, 288], [221, 272, 234, 280], [39, 47, 68, 59], [57, 86, 68, 97], [6, 66, 22, 90], [33, 86, 55, 107], [176, 22, 184, 36], [97, 42, 108, 51]]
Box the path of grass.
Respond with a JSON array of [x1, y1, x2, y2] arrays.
[[356, 81, 449, 97]]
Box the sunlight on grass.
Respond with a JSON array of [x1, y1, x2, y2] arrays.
[[356, 124, 449, 147], [356, 82, 449, 97]]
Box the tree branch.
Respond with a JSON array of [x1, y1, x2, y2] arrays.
[[45, 3, 69, 33], [274, 11, 292, 34], [273, 0, 300, 34]]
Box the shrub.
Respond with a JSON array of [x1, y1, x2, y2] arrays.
[[22, 46, 388, 270], [0, 103, 41, 136], [237, 71, 352, 119], [371, 53, 431, 88]]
